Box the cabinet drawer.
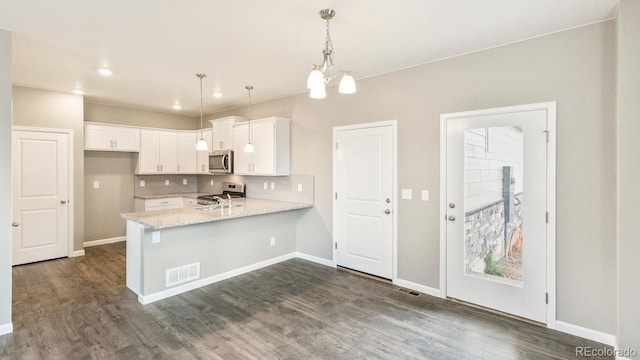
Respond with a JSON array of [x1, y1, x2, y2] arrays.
[[145, 197, 183, 210], [184, 198, 199, 207]]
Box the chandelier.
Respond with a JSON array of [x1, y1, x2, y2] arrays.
[[306, 9, 356, 99]]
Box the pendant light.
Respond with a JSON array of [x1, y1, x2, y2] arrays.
[[195, 73, 209, 151], [306, 9, 356, 99], [244, 85, 254, 153]]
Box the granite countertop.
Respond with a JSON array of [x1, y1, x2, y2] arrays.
[[121, 198, 312, 229], [134, 192, 211, 200]]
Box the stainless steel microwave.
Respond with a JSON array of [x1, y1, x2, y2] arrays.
[[209, 150, 233, 174]]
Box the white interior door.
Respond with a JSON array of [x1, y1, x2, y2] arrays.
[[12, 129, 71, 265], [444, 105, 552, 323], [334, 124, 394, 279]]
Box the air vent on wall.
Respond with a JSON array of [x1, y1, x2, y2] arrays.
[[166, 262, 200, 288]]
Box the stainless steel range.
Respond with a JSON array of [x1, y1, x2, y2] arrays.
[[197, 182, 246, 205]]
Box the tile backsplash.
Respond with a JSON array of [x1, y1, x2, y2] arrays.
[[135, 175, 198, 196]]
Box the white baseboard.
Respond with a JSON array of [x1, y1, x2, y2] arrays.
[[70, 250, 85, 257], [84, 236, 126, 247], [0, 322, 13, 336], [295, 252, 336, 268], [138, 252, 297, 305], [393, 278, 442, 298], [556, 321, 617, 346]]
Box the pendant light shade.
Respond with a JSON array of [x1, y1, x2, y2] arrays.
[[245, 85, 254, 153], [309, 85, 326, 99], [338, 73, 356, 94], [307, 68, 324, 90], [196, 73, 209, 151]]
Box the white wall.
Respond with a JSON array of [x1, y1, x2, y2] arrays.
[[0, 29, 12, 333], [616, 0, 640, 351]]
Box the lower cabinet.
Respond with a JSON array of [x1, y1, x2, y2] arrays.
[[135, 197, 184, 212]]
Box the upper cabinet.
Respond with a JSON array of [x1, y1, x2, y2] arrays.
[[176, 132, 197, 173], [138, 130, 178, 174], [85, 123, 140, 152], [233, 117, 290, 176], [210, 116, 245, 150], [196, 129, 213, 174]]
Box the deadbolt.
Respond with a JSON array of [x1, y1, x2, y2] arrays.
[[12, 222, 19, 227], [448, 202, 456, 209], [386, 198, 391, 203]]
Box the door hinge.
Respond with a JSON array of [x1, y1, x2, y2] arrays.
[[335, 192, 338, 200], [335, 242, 337, 250], [546, 211, 549, 223], [545, 292, 549, 304], [336, 142, 339, 150], [543, 130, 550, 143]]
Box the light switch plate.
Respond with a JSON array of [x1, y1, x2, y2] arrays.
[[182, 179, 187, 185], [93, 181, 100, 189], [271, 182, 275, 190], [422, 190, 429, 201], [297, 183, 303, 192], [263, 182, 268, 190], [152, 231, 160, 244], [210, 179, 214, 186], [165, 180, 170, 186], [140, 180, 145, 187], [270, 236, 276, 246], [401, 189, 412, 200]]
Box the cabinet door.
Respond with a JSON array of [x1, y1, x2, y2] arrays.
[[158, 131, 178, 173], [112, 128, 140, 151], [233, 123, 252, 175], [197, 129, 213, 173], [177, 132, 197, 173], [212, 122, 234, 150], [85, 125, 114, 150], [139, 131, 160, 173], [251, 120, 275, 175]]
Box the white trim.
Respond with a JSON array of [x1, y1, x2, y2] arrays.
[[556, 321, 617, 347], [332, 120, 398, 281], [84, 236, 126, 247], [394, 278, 442, 298], [439, 102, 558, 325], [296, 252, 336, 268], [70, 250, 85, 257], [0, 322, 13, 336], [137, 252, 297, 305]]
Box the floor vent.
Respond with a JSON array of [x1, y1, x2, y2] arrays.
[[166, 262, 200, 288], [397, 288, 421, 297]]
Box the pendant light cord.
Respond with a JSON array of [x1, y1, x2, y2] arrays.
[[246, 85, 253, 143]]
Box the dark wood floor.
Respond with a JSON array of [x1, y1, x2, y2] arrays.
[[1, 243, 611, 359]]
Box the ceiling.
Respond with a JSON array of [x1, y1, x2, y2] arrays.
[[0, 0, 619, 116]]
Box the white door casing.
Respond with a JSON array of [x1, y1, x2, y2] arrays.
[[333, 121, 397, 279], [12, 127, 74, 265], [440, 102, 556, 326]]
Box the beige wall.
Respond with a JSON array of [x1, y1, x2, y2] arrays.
[[616, 0, 640, 350], [84, 102, 199, 130], [212, 21, 618, 334], [0, 29, 12, 329], [12, 86, 85, 252], [84, 152, 136, 242]]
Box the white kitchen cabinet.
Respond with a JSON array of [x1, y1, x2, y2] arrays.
[[196, 129, 213, 174], [233, 117, 290, 176], [138, 130, 177, 174], [176, 132, 197, 173], [210, 116, 245, 150], [85, 123, 140, 151], [135, 197, 184, 212]]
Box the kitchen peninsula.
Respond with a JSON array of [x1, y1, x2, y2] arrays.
[[121, 197, 312, 304]]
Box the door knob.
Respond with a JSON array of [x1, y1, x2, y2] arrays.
[[384, 209, 391, 214], [61, 200, 67, 204], [12, 222, 19, 227], [447, 215, 456, 221]]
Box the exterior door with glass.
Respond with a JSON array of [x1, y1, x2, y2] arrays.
[[443, 103, 555, 323]]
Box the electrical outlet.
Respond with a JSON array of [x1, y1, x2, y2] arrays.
[[183, 179, 187, 185], [210, 179, 214, 186], [422, 190, 429, 201], [271, 182, 275, 190], [297, 183, 303, 192], [93, 181, 100, 189], [401, 189, 412, 200], [263, 182, 268, 190], [165, 180, 170, 186], [140, 180, 145, 187], [152, 231, 160, 244], [270, 236, 276, 247]]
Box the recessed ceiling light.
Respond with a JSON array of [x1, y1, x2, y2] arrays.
[[212, 91, 223, 98], [172, 104, 182, 110], [72, 89, 84, 95], [97, 68, 113, 76]]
